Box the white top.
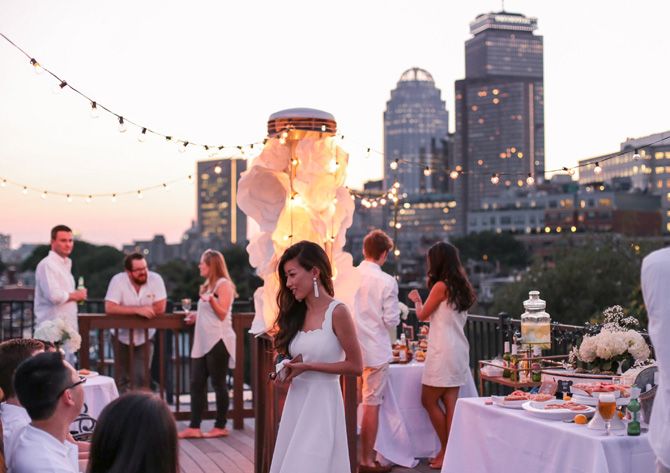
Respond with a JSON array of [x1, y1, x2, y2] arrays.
[[422, 300, 470, 387], [191, 278, 237, 367], [0, 403, 30, 466], [34, 251, 77, 330], [104, 271, 167, 345], [641, 247, 670, 468], [7, 425, 79, 473], [353, 261, 400, 367]]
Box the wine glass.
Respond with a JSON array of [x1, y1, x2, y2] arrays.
[[181, 298, 192, 313], [597, 393, 617, 436]]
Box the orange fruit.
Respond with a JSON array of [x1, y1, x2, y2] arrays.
[[574, 414, 588, 425], [617, 411, 625, 419], [563, 394, 572, 401]]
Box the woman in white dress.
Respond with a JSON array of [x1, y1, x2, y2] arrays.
[[408, 242, 476, 470], [270, 241, 363, 473], [179, 249, 237, 439]]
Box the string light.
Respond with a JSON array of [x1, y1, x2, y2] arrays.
[[90, 101, 99, 119], [41, 191, 47, 199], [1, 179, 6, 187], [85, 195, 92, 203], [214, 165, 222, 174], [424, 166, 433, 177], [111, 194, 117, 203], [22, 186, 28, 194], [66, 194, 72, 203], [526, 173, 535, 185], [593, 162, 602, 174], [118, 116, 126, 133], [449, 170, 459, 180], [138, 127, 147, 142], [390, 159, 398, 170], [137, 190, 143, 199], [633, 149, 641, 161], [29, 58, 42, 74], [394, 249, 400, 257], [491, 174, 500, 185]]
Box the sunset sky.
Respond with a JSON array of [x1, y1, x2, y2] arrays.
[[1, 0, 668, 248]]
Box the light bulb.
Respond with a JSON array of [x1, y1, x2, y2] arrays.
[[567, 168, 575, 176], [111, 194, 117, 203], [594, 162, 602, 175], [162, 183, 169, 192], [291, 159, 299, 166], [403, 202, 411, 209], [633, 149, 641, 161], [380, 198, 387, 205], [395, 223, 402, 229], [30, 58, 43, 74], [137, 190, 143, 199], [279, 137, 286, 145], [214, 165, 222, 174], [22, 187, 28, 195], [449, 170, 459, 180], [118, 117, 127, 133], [321, 125, 327, 132], [1, 179, 6, 187], [178, 141, 188, 153], [86, 195, 92, 203], [328, 160, 338, 173], [425, 167, 433, 177], [138, 128, 147, 142], [187, 175, 194, 183], [393, 249, 400, 257], [491, 174, 500, 185], [526, 174, 535, 185], [281, 131, 289, 140], [390, 160, 398, 170], [66, 194, 72, 203], [90, 101, 99, 119]]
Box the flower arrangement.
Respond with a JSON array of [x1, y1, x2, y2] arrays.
[[569, 306, 652, 374], [34, 318, 82, 353]]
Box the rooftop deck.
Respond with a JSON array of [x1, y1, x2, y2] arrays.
[[177, 420, 436, 473]]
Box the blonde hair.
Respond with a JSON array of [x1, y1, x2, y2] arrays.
[[200, 249, 238, 297]]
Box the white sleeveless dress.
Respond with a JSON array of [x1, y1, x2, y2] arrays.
[[422, 300, 470, 387], [190, 278, 236, 368], [269, 300, 350, 473]]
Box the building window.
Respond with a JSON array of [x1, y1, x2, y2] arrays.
[[656, 152, 665, 159], [598, 198, 612, 207]]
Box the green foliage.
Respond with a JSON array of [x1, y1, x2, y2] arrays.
[[156, 259, 201, 301], [21, 241, 124, 298], [451, 231, 531, 271], [490, 236, 660, 328]]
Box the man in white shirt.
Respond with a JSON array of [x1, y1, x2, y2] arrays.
[[641, 246, 670, 473], [0, 339, 45, 467], [354, 230, 399, 473], [34, 225, 87, 332], [9, 351, 85, 473], [105, 252, 167, 392]]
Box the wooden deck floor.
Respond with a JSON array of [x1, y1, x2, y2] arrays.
[[178, 420, 437, 473]]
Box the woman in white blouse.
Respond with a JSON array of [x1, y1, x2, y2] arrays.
[[179, 249, 237, 439]]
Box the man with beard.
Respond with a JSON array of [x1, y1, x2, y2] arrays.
[[105, 252, 167, 392]]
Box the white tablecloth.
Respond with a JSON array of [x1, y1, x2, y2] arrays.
[[373, 361, 478, 468], [70, 374, 119, 437], [442, 397, 656, 473]]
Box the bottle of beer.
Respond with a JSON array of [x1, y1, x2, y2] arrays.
[[509, 342, 519, 383], [627, 387, 641, 436], [77, 276, 86, 306], [502, 342, 511, 378]]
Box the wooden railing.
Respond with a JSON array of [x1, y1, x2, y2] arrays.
[[252, 334, 358, 473], [78, 312, 254, 429]]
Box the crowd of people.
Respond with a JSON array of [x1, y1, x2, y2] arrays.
[[0, 224, 668, 473]]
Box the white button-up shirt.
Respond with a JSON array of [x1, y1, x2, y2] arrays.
[[353, 260, 400, 368], [0, 403, 30, 467], [34, 251, 77, 330], [104, 271, 167, 346], [7, 424, 79, 473], [641, 247, 670, 469]]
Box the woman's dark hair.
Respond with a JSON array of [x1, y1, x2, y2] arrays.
[[274, 241, 334, 355], [426, 242, 476, 312], [87, 392, 178, 473]]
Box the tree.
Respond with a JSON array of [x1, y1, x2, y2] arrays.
[[490, 235, 660, 327], [451, 231, 531, 272]]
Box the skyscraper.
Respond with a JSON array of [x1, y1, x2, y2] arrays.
[[384, 68, 450, 195], [197, 158, 247, 246], [453, 11, 545, 234]]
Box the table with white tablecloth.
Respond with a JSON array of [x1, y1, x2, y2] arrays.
[[70, 375, 119, 438], [442, 397, 656, 473], [371, 361, 478, 468]]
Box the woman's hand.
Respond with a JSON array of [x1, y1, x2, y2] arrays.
[[408, 289, 422, 305], [284, 359, 308, 383], [200, 293, 212, 303], [184, 312, 196, 325]]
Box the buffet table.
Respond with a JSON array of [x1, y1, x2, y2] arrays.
[[372, 361, 478, 468], [441, 397, 655, 473]]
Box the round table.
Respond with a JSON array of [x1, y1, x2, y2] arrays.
[[70, 375, 119, 439], [361, 361, 478, 468]]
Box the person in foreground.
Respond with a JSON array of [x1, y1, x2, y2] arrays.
[[179, 249, 237, 439], [641, 246, 670, 473], [354, 230, 399, 473], [408, 242, 476, 470], [0, 338, 45, 467], [10, 352, 86, 473], [86, 392, 178, 473], [269, 241, 363, 473]]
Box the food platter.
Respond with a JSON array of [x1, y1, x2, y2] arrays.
[[491, 396, 527, 409], [522, 400, 595, 421], [78, 369, 99, 377]]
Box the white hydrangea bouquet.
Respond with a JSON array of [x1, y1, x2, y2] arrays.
[[569, 305, 652, 374], [34, 318, 82, 353]]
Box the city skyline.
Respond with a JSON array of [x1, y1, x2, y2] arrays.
[[1, 1, 669, 247]]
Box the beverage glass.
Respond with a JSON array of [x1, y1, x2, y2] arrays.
[[181, 298, 192, 313], [597, 393, 617, 436]]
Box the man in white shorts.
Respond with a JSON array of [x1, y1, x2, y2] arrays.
[[354, 230, 400, 473]]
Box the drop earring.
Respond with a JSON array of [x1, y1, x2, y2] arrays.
[[312, 277, 320, 298]]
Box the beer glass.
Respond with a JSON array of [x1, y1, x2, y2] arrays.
[[597, 393, 617, 436]]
